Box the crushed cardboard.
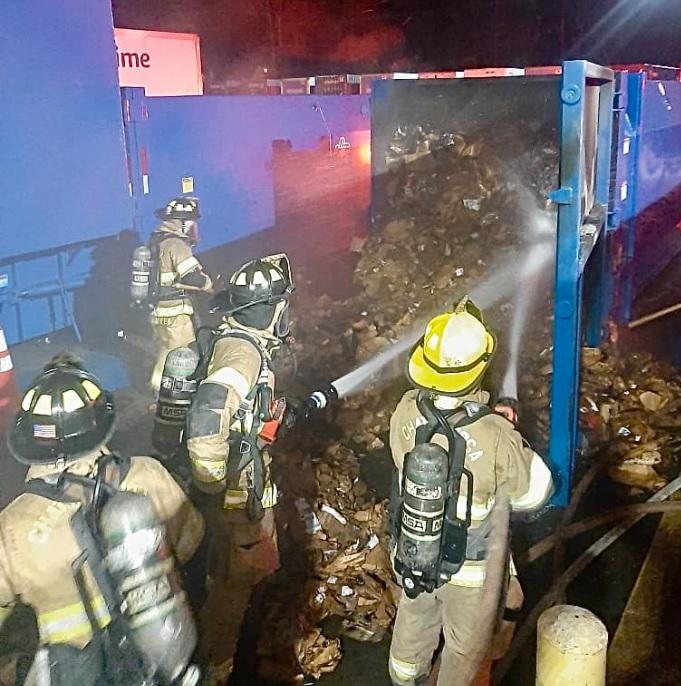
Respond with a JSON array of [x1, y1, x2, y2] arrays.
[[577, 347, 681, 491]]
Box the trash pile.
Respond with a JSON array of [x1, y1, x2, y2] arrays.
[[289, 120, 559, 453], [259, 439, 399, 681], [578, 347, 681, 491]]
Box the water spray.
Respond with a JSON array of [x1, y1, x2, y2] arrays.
[[498, 179, 556, 399], [500, 241, 553, 399], [306, 175, 557, 406]]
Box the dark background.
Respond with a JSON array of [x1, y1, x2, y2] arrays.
[[112, 0, 681, 84]]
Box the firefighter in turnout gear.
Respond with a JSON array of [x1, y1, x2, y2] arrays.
[[0, 356, 205, 686], [148, 196, 213, 392], [387, 298, 553, 686], [185, 253, 294, 675]]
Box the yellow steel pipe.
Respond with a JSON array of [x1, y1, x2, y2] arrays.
[[536, 605, 607, 685]]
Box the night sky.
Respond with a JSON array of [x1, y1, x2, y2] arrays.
[[112, 0, 681, 82]]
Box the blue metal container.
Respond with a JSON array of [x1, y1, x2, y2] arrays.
[[610, 69, 681, 322], [122, 88, 371, 251], [0, 0, 133, 345]]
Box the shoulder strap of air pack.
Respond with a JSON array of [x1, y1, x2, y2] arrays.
[[22, 478, 78, 502], [21, 459, 127, 622], [414, 395, 492, 445], [414, 394, 493, 521], [21, 454, 131, 503], [191, 327, 267, 385], [147, 232, 165, 301]]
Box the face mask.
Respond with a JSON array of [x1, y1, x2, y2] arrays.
[[182, 220, 199, 245], [274, 301, 290, 339]]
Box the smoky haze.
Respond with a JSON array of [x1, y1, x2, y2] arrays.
[[112, 0, 681, 83]]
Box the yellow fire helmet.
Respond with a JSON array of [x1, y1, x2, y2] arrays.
[[407, 297, 497, 396]]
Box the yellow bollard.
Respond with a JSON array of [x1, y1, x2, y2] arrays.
[[536, 605, 607, 685]]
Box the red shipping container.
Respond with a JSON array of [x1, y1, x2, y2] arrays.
[[524, 66, 562, 76], [419, 71, 462, 79]]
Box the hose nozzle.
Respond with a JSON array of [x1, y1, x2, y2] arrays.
[[306, 383, 339, 411]]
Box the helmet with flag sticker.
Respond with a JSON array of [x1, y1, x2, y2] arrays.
[[407, 297, 496, 396], [8, 354, 115, 465]]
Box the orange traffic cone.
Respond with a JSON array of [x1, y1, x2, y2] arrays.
[[0, 323, 19, 434]]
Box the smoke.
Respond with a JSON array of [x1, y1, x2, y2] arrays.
[[332, 171, 557, 401], [332, 239, 553, 399]]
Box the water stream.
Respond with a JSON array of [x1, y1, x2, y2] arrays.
[[332, 182, 557, 400]]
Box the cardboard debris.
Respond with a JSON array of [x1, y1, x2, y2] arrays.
[[576, 347, 681, 492], [295, 629, 342, 678]]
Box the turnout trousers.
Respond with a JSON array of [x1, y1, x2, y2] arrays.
[[389, 583, 485, 686], [199, 506, 280, 677]]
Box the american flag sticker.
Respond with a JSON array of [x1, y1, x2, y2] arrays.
[[34, 424, 57, 439]]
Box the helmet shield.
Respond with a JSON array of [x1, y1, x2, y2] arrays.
[[7, 361, 116, 465]]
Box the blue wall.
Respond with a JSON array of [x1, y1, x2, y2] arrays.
[[1, 0, 132, 259], [125, 91, 371, 251], [611, 74, 681, 320], [636, 80, 681, 215]]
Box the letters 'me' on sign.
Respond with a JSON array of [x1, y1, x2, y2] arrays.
[[114, 28, 203, 96]]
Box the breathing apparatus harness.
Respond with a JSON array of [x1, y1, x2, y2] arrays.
[[23, 454, 199, 685], [191, 325, 284, 521], [148, 230, 193, 306], [392, 392, 493, 599], [23, 455, 147, 684]]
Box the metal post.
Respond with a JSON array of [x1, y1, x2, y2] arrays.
[[585, 73, 615, 345], [549, 61, 615, 506], [549, 61, 587, 506]]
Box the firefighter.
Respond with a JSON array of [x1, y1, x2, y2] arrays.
[[184, 253, 294, 675], [387, 297, 553, 686], [0, 355, 205, 686], [148, 196, 213, 392]]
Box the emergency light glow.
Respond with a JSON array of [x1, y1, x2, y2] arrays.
[[358, 142, 371, 166]]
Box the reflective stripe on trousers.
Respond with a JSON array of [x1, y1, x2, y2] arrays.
[[192, 458, 227, 485], [38, 596, 111, 643], [389, 654, 422, 686], [447, 558, 516, 588], [224, 483, 278, 510], [152, 302, 194, 318]]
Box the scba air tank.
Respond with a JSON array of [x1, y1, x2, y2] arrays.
[[99, 490, 199, 685], [152, 347, 200, 458], [396, 443, 449, 597], [131, 245, 152, 304]]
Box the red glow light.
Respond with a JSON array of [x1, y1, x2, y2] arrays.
[[358, 142, 371, 166]]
